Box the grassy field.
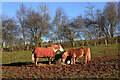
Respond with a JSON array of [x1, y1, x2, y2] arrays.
[[2, 44, 118, 64], [2, 44, 119, 78]]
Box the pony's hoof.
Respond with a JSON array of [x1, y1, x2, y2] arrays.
[[73, 63, 77, 65]]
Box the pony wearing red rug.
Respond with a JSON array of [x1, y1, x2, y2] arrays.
[[62, 46, 91, 64], [32, 45, 64, 66]]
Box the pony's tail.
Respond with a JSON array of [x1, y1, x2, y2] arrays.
[[32, 49, 35, 63], [87, 48, 91, 61]]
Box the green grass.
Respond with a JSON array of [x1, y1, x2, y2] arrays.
[[2, 50, 32, 64], [2, 44, 119, 64], [2, 50, 53, 64], [89, 44, 118, 57]]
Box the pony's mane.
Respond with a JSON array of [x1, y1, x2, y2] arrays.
[[51, 45, 60, 50]]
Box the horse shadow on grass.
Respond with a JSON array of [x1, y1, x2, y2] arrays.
[[2, 60, 87, 67], [2, 61, 55, 67], [2, 62, 34, 67]]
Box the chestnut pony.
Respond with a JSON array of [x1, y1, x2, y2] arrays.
[[32, 45, 64, 66], [62, 46, 91, 64]]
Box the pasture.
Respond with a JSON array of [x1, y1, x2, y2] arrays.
[[2, 44, 119, 78]]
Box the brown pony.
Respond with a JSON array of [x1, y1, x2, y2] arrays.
[[32, 45, 64, 66], [62, 46, 91, 64]]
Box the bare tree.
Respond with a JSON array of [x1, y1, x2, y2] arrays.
[[2, 17, 19, 47], [118, 2, 120, 36], [51, 8, 68, 43], [38, 4, 51, 46], [25, 8, 42, 47], [0, 15, 2, 52], [85, 3, 104, 40], [97, 2, 118, 45], [85, 2, 119, 45], [84, 3, 96, 39], [25, 4, 51, 47], [16, 4, 27, 47], [103, 2, 118, 37], [25, 8, 35, 46], [84, 3, 100, 45], [61, 15, 83, 47]]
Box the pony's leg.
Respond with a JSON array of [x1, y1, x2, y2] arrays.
[[32, 53, 35, 63], [35, 57, 38, 66], [71, 57, 75, 64], [73, 57, 76, 64], [75, 57, 79, 63], [49, 57, 52, 65], [70, 56, 72, 64], [85, 55, 87, 64], [87, 51, 91, 63], [73, 54, 76, 64]]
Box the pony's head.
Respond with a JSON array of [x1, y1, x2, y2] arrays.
[[51, 45, 64, 52], [62, 52, 68, 62]]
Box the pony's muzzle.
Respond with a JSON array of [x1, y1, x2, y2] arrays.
[[62, 58, 65, 62]]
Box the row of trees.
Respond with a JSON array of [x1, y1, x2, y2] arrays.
[[1, 2, 120, 52]]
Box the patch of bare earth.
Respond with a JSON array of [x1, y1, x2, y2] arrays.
[[2, 54, 119, 78]]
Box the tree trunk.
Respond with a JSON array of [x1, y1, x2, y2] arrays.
[[35, 27, 38, 47], [94, 40, 96, 46], [26, 46, 29, 50], [1, 30, 3, 53], [22, 24, 25, 47], [11, 47, 13, 52], [1, 42, 3, 53], [105, 39, 108, 45], [70, 41, 74, 47], [40, 30, 46, 47], [115, 39, 117, 44], [30, 29, 33, 46], [70, 39, 74, 47], [110, 23, 114, 37]]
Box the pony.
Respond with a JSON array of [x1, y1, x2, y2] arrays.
[[62, 46, 91, 64], [32, 45, 64, 66]]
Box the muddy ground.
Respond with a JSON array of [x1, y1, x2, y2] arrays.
[[2, 54, 119, 79]]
